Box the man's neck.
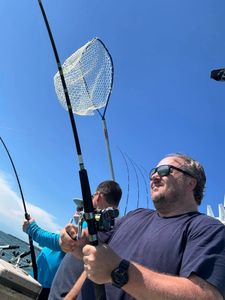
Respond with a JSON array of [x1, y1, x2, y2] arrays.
[[157, 201, 198, 217]]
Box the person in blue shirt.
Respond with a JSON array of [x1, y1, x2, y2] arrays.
[[22, 218, 65, 299], [22, 198, 87, 300]]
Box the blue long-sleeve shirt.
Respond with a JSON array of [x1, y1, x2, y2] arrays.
[[27, 221, 61, 251], [26, 221, 65, 288]]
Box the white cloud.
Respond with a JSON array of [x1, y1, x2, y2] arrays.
[[0, 173, 62, 242]]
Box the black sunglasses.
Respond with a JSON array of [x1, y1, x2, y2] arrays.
[[149, 164, 194, 179]]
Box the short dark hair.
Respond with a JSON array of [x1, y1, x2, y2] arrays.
[[166, 153, 206, 205], [96, 180, 122, 207]]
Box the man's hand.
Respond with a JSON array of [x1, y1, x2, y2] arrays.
[[83, 244, 121, 284], [22, 218, 35, 233], [59, 224, 88, 259]]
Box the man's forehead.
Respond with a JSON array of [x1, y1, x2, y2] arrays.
[[157, 156, 184, 167]]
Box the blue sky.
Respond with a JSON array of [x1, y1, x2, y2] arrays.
[[0, 0, 225, 241]]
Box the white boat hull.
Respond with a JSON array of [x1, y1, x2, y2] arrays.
[[0, 259, 42, 299]]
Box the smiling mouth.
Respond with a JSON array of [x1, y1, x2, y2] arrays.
[[151, 186, 160, 192], [152, 183, 163, 189]]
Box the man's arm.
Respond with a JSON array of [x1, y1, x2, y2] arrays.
[[123, 262, 222, 300], [64, 271, 87, 300], [23, 219, 61, 251], [83, 244, 223, 300]]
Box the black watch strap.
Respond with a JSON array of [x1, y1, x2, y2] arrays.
[[111, 259, 130, 288]]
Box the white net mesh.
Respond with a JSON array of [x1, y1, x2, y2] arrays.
[[54, 38, 113, 116]]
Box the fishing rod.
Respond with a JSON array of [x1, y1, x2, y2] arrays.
[[125, 153, 150, 209], [125, 153, 140, 209], [118, 148, 150, 213], [37, 0, 96, 245], [129, 158, 150, 209], [37, 1, 106, 298], [0, 136, 38, 280], [138, 164, 150, 209], [118, 148, 130, 215]]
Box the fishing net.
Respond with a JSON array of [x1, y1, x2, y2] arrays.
[[54, 38, 113, 116]]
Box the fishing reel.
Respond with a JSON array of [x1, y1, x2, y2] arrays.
[[75, 207, 119, 239], [94, 207, 119, 232]]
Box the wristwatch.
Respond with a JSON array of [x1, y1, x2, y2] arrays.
[[111, 259, 130, 288]]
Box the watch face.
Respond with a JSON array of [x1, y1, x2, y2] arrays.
[[113, 269, 128, 284], [111, 260, 130, 288]]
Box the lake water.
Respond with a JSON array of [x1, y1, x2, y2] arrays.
[[0, 230, 41, 274]]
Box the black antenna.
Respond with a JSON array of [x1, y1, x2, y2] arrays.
[[0, 136, 38, 279], [210, 68, 225, 81]]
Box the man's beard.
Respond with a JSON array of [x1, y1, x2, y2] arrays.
[[152, 190, 180, 212], [153, 194, 168, 211]]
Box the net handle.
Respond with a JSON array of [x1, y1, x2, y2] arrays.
[[93, 39, 115, 180], [102, 117, 115, 180]]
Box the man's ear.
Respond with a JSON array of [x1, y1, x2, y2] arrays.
[[96, 192, 102, 203], [189, 177, 197, 191]]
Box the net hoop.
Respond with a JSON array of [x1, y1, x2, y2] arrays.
[[54, 38, 113, 116]]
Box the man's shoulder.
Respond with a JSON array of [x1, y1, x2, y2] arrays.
[[190, 212, 225, 227], [186, 212, 225, 238], [127, 208, 155, 215], [124, 208, 156, 219]]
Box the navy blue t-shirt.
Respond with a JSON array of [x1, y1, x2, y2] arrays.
[[103, 209, 225, 300], [49, 209, 225, 300]]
